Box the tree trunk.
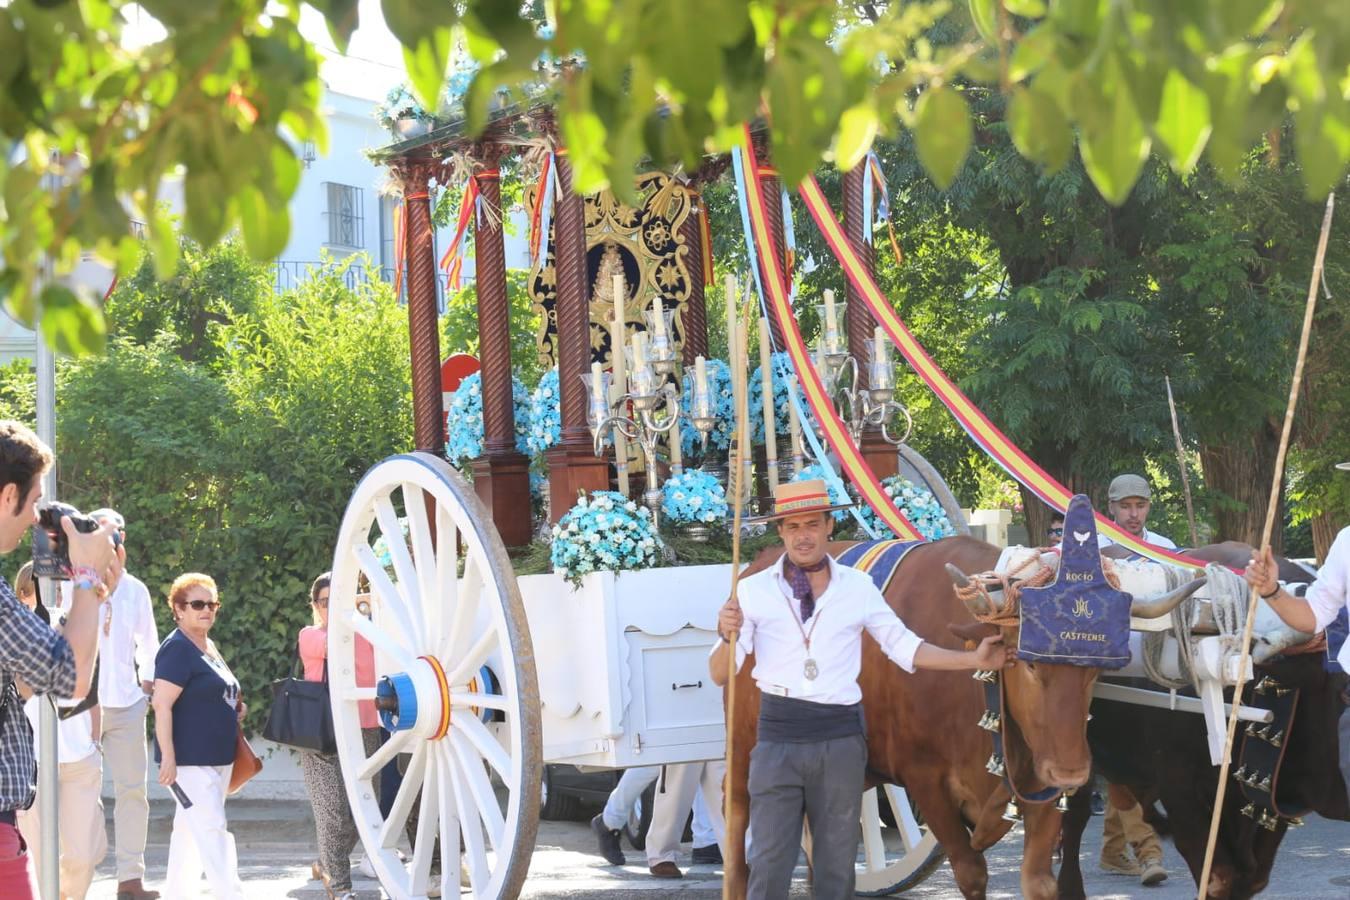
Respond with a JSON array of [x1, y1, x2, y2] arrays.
[[1311, 510, 1339, 565], [1016, 444, 1096, 546], [1198, 418, 1283, 550]]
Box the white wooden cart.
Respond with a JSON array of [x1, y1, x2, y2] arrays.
[[325, 452, 950, 900]]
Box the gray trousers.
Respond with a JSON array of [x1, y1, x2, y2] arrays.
[[746, 734, 866, 900]]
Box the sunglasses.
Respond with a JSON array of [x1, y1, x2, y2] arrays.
[[176, 599, 220, 612], [1048, 527, 1064, 537]]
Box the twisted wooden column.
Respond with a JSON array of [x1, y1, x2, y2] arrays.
[[470, 152, 532, 545], [679, 190, 709, 364], [843, 163, 897, 478], [401, 160, 446, 454], [545, 150, 610, 519]]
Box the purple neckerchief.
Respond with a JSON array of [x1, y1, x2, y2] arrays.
[[783, 557, 830, 622]]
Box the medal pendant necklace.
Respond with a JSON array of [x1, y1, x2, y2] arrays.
[[783, 594, 824, 681]]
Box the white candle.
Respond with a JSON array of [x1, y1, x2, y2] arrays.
[[758, 317, 778, 488], [823, 288, 839, 341], [632, 331, 646, 372], [653, 296, 667, 337], [874, 325, 888, 369], [695, 355, 709, 400], [590, 361, 603, 399], [725, 273, 738, 369], [788, 374, 804, 457]]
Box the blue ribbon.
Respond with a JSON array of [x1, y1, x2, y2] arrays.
[[730, 145, 877, 539]]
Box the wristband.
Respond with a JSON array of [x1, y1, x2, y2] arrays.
[[70, 566, 103, 592], [1259, 585, 1281, 600]]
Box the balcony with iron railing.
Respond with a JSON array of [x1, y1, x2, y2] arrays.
[[271, 259, 471, 305]]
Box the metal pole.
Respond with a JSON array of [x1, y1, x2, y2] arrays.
[[35, 256, 59, 900], [35, 156, 60, 900]]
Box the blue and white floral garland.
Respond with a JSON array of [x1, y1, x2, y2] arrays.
[[855, 475, 956, 542], [445, 373, 531, 465], [526, 369, 562, 455], [679, 357, 736, 456], [661, 469, 729, 526], [551, 491, 662, 586], [748, 351, 793, 441]]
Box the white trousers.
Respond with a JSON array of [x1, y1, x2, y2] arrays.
[[18, 752, 107, 899], [691, 790, 716, 848], [646, 761, 726, 866], [164, 765, 245, 899], [600, 765, 659, 831]]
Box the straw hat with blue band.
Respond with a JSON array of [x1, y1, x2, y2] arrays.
[[745, 478, 856, 524]]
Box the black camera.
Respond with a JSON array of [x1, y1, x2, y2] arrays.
[[31, 502, 101, 579]]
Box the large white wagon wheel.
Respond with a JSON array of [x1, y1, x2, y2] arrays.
[[328, 452, 542, 900], [855, 784, 945, 894]]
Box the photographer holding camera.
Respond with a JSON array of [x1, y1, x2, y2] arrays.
[[0, 421, 118, 898]]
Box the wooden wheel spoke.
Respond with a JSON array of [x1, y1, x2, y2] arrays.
[[446, 627, 498, 687], [442, 556, 483, 662], [450, 691, 510, 712], [436, 743, 463, 898], [335, 686, 377, 702], [449, 731, 506, 852], [430, 503, 458, 653], [349, 612, 417, 675], [353, 543, 421, 653], [886, 785, 924, 850], [409, 752, 439, 893], [359, 728, 415, 783], [374, 494, 421, 612], [453, 714, 513, 787], [860, 788, 886, 871], [447, 742, 491, 889], [398, 481, 434, 641], [377, 741, 425, 849]]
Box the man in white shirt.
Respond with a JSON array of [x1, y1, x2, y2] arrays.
[[1094, 474, 1172, 884], [1097, 473, 1178, 552], [709, 480, 1010, 900], [1244, 460, 1350, 808], [89, 509, 160, 900]]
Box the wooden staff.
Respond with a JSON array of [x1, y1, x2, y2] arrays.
[[1197, 192, 1335, 899], [1165, 375, 1200, 547], [722, 294, 751, 900]]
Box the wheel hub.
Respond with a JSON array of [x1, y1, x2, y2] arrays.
[[375, 655, 452, 740]]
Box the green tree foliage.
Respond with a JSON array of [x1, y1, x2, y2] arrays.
[[8, 1, 1350, 351], [105, 237, 273, 368]]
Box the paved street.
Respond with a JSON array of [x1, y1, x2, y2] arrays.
[[84, 797, 1350, 899]]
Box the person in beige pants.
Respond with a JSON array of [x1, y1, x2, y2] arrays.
[[15, 563, 107, 900], [88, 509, 160, 900]]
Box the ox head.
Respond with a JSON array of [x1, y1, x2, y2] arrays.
[[947, 561, 1207, 792]]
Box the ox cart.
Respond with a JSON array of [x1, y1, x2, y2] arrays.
[[323, 450, 962, 899]]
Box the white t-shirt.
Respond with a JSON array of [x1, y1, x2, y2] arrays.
[[1304, 526, 1350, 672], [1097, 528, 1178, 551], [23, 697, 98, 764], [62, 571, 159, 708], [714, 554, 924, 705]]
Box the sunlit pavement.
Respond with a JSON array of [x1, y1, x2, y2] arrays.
[[85, 798, 1350, 898]]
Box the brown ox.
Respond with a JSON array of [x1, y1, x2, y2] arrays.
[[722, 535, 1202, 900]]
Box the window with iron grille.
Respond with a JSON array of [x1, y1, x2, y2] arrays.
[[325, 182, 364, 249]]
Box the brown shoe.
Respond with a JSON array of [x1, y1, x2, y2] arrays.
[[1139, 859, 1168, 886], [116, 880, 161, 900], [649, 861, 683, 879]]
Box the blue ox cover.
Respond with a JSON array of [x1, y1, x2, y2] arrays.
[[1017, 494, 1131, 668]]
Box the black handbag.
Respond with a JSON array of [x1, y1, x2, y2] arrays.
[[262, 649, 336, 754]]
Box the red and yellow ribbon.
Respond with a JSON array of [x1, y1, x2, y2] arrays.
[[439, 177, 481, 291], [797, 173, 1209, 570], [738, 128, 922, 541]]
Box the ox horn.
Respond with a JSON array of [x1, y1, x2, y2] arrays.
[[946, 563, 993, 617], [1129, 575, 1208, 620], [1251, 626, 1315, 665]]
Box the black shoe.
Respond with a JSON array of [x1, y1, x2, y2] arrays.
[[691, 844, 723, 865], [1090, 791, 1106, 816], [591, 814, 627, 866]]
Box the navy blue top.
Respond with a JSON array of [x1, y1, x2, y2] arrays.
[[154, 630, 240, 766]]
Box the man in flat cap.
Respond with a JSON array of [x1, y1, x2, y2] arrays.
[[1097, 473, 1177, 553]]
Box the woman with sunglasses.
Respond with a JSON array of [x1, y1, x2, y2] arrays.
[[151, 573, 245, 899], [297, 572, 379, 899]]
